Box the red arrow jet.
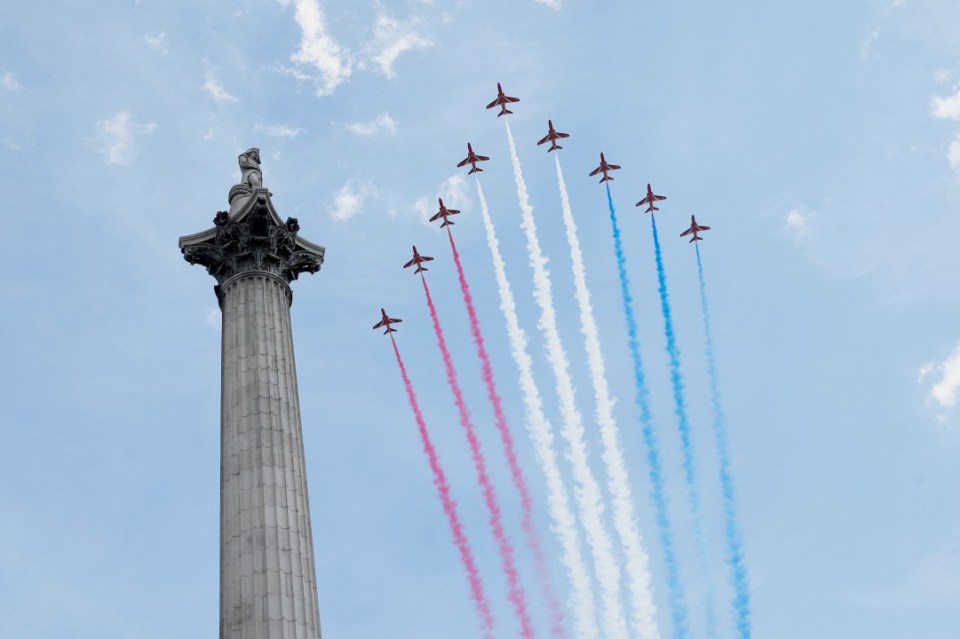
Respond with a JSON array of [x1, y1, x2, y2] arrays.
[[486, 82, 519, 117], [403, 245, 434, 273], [537, 120, 570, 152], [588, 152, 621, 182], [457, 142, 490, 174], [372, 308, 402, 334], [429, 198, 461, 227], [635, 183, 667, 213], [679, 215, 711, 243]]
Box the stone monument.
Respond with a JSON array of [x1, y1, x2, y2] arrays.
[[179, 150, 325, 639]]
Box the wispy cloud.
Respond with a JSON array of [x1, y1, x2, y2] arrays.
[[860, 28, 881, 59], [1, 70, 20, 91], [254, 123, 304, 138], [143, 31, 168, 53], [534, 0, 561, 9], [413, 174, 471, 224], [784, 207, 815, 245], [203, 72, 237, 104], [920, 341, 960, 426], [931, 89, 960, 120], [329, 180, 375, 221], [345, 112, 397, 136], [931, 87, 960, 176], [368, 13, 431, 79], [96, 111, 156, 166], [287, 0, 352, 95]]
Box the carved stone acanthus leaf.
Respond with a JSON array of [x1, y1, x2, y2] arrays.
[[181, 197, 323, 286]]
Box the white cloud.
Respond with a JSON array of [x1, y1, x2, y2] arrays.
[[206, 308, 221, 329], [288, 0, 352, 95], [860, 29, 880, 59], [329, 180, 375, 221], [254, 123, 304, 138], [368, 13, 431, 79], [784, 207, 815, 245], [930, 90, 960, 121], [414, 174, 471, 224], [96, 111, 156, 166], [203, 73, 237, 104], [143, 31, 168, 52], [1, 70, 20, 91], [345, 112, 397, 136], [934, 69, 951, 84], [920, 341, 960, 425], [534, 0, 561, 8], [949, 133, 960, 175]]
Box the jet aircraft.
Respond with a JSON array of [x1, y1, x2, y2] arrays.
[[429, 198, 460, 228], [486, 83, 519, 117], [537, 120, 569, 152], [588, 153, 621, 182], [679, 215, 711, 242], [403, 245, 434, 273], [372, 308, 402, 334], [457, 143, 490, 174], [636, 183, 667, 213]]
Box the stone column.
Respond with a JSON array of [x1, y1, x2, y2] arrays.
[[180, 179, 325, 639]]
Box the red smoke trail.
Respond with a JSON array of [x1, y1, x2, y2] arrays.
[[447, 227, 566, 639], [389, 333, 495, 638], [420, 273, 537, 639]]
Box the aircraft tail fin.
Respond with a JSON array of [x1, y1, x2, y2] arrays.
[[600, 175, 613, 183]]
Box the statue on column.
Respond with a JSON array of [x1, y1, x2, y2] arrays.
[[228, 147, 263, 215]]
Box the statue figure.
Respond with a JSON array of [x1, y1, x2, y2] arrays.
[[228, 148, 263, 213], [238, 148, 262, 189]]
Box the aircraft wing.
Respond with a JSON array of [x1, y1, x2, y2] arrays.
[[537, 133, 550, 145], [456, 157, 469, 167], [557, 132, 570, 139], [476, 153, 489, 161], [589, 166, 602, 176], [403, 257, 416, 268], [372, 318, 386, 329], [699, 225, 710, 231], [506, 95, 519, 103], [680, 227, 692, 237], [609, 162, 621, 170], [428, 211, 442, 222], [486, 97, 500, 109]]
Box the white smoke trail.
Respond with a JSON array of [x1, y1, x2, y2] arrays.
[[475, 178, 597, 639], [554, 154, 662, 639], [504, 119, 629, 639]]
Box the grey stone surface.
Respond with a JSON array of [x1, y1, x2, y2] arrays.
[[180, 176, 324, 639], [218, 273, 322, 639], [228, 148, 264, 215]]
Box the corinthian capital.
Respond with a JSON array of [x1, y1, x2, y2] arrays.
[[179, 189, 325, 290]]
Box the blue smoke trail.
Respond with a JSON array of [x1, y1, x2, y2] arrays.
[[696, 243, 752, 639], [650, 214, 717, 639], [606, 184, 688, 639]]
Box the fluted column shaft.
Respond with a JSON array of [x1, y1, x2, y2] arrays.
[[219, 272, 322, 639]]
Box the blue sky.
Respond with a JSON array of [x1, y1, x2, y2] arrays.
[[2, 1, 960, 638]]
